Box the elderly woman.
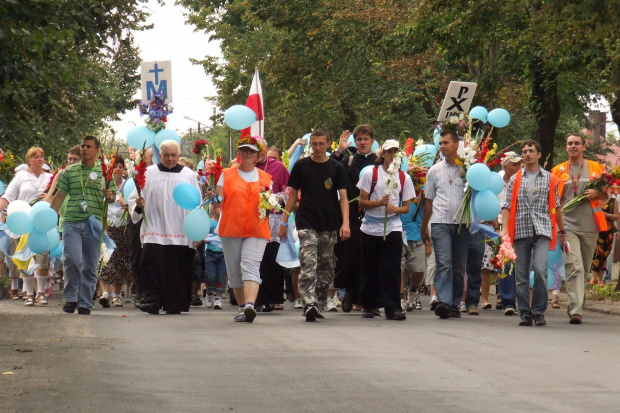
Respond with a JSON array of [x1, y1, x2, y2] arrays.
[[254, 137, 290, 311], [216, 136, 272, 323], [0, 147, 53, 306], [131, 140, 199, 315]]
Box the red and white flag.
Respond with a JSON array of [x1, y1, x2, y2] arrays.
[[241, 68, 264, 138]]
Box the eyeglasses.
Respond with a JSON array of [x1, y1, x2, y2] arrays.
[[566, 141, 582, 146]]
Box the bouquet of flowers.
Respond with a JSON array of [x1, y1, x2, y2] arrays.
[[439, 113, 471, 137], [0, 149, 16, 186], [258, 189, 287, 223], [489, 234, 517, 278], [561, 172, 620, 212], [139, 93, 173, 132], [193, 138, 209, 156]]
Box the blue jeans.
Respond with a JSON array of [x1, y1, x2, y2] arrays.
[[431, 224, 470, 311], [63, 220, 101, 310], [514, 235, 549, 318], [204, 249, 226, 294], [498, 263, 516, 310], [465, 230, 485, 309]]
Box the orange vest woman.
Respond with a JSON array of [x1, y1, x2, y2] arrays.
[[551, 160, 606, 232], [219, 167, 272, 240]]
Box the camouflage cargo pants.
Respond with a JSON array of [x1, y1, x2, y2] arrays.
[[298, 229, 337, 306]]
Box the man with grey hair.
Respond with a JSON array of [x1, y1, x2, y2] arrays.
[[131, 140, 200, 314]]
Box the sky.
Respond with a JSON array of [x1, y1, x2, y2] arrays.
[[108, 0, 220, 140]]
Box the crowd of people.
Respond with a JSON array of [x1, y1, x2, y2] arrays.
[[1, 126, 618, 326]]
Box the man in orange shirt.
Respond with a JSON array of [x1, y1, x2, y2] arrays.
[[551, 133, 606, 324]]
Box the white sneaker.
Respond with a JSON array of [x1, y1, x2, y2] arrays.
[[401, 299, 408, 313], [213, 298, 222, 310], [459, 302, 467, 312], [325, 297, 338, 312], [415, 300, 422, 310], [406, 290, 416, 312], [205, 295, 214, 308], [293, 299, 304, 309]]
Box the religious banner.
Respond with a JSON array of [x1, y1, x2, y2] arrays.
[[437, 81, 477, 122], [141, 61, 173, 103]]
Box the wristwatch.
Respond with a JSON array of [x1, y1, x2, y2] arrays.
[[334, 149, 342, 155]]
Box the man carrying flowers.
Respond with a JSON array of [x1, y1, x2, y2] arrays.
[[551, 133, 605, 325], [501, 140, 565, 327]]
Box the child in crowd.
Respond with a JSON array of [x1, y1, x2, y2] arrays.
[[204, 204, 226, 309]]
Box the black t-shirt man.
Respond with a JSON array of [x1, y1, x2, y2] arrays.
[[287, 157, 348, 232]]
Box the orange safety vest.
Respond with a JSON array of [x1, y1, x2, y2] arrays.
[[551, 160, 606, 232], [507, 169, 560, 250], [218, 167, 272, 240]]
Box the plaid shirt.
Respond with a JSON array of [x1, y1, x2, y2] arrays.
[[502, 168, 561, 240]]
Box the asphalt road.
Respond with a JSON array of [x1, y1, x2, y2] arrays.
[[1, 294, 618, 413]]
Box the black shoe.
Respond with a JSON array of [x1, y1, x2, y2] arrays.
[[519, 315, 533, 326], [77, 307, 91, 315], [386, 310, 406, 321], [140, 302, 159, 315], [341, 292, 352, 313], [63, 302, 77, 314], [430, 300, 438, 311], [304, 304, 319, 322], [260, 304, 274, 313], [533, 315, 547, 326], [449, 310, 461, 318], [496, 296, 503, 310], [190, 295, 203, 307], [362, 310, 375, 319], [435, 302, 450, 319], [98, 295, 110, 308]]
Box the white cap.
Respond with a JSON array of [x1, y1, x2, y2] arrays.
[[381, 139, 400, 151]]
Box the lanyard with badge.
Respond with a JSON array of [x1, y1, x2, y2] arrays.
[[78, 162, 98, 213]]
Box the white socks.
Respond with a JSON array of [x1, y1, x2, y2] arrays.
[[22, 277, 35, 297], [35, 275, 47, 294], [11, 278, 19, 290]]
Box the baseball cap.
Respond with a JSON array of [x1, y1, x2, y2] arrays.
[[501, 151, 522, 166]]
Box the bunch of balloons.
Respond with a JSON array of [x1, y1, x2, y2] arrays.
[[172, 183, 212, 241], [126, 127, 181, 151], [466, 164, 504, 221], [5, 201, 61, 254], [469, 106, 511, 128]]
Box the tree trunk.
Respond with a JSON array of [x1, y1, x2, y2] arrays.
[[610, 68, 620, 132], [530, 56, 561, 170]]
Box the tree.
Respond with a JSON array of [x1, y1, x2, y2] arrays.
[[0, 0, 150, 162]]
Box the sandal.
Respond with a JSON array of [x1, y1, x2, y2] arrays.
[[552, 296, 560, 309], [36, 294, 48, 305], [274, 304, 284, 310], [482, 303, 492, 310], [11, 289, 20, 300], [25, 296, 35, 307]]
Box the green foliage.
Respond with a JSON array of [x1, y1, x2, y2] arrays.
[[179, 0, 620, 163], [180, 125, 233, 163], [0, 0, 150, 163], [588, 283, 620, 301]]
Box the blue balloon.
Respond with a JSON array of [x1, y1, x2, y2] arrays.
[[469, 106, 488, 121], [30, 201, 50, 216], [123, 178, 136, 201], [0, 180, 4, 196], [197, 160, 204, 170], [172, 183, 201, 210], [50, 241, 63, 258], [127, 126, 156, 150], [473, 189, 501, 221], [413, 144, 437, 168], [548, 238, 563, 266], [433, 126, 441, 147], [347, 135, 357, 148], [488, 172, 504, 195], [46, 228, 60, 250], [359, 165, 374, 180], [400, 155, 409, 172], [371, 141, 379, 152], [6, 211, 34, 235], [32, 208, 58, 232], [183, 208, 211, 241], [466, 163, 491, 191], [529, 269, 555, 289], [487, 108, 511, 128], [28, 229, 49, 254], [155, 129, 181, 149], [224, 105, 257, 130]]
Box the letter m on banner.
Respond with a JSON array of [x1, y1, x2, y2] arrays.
[[141, 61, 173, 103]]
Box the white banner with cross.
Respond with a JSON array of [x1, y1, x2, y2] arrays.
[[437, 81, 477, 122], [141, 61, 173, 103]]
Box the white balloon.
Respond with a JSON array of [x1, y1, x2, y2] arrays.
[[6, 200, 31, 216]]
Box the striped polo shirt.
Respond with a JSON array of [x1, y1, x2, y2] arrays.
[[56, 161, 116, 223]]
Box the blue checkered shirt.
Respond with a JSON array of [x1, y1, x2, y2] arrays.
[[501, 168, 561, 240]]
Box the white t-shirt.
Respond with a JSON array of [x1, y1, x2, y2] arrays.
[[357, 166, 415, 237], [216, 168, 258, 185]]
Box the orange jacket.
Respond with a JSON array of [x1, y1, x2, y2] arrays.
[[507, 170, 560, 250], [551, 160, 606, 232], [219, 167, 272, 240]]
